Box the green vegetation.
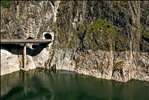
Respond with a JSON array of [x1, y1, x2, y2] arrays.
[[85, 18, 127, 51], [119, 1, 127, 6], [140, 31, 149, 51], [141, 31, 149, 46], [1, 0, 10, 8], [86, 19, 116, 50], [57, 29, 65, 44], [87, 19, 113, 34], [56, 16, 127, 51], [64, 24, 69, 32], [114, 33, 126, 51], [68, 23, 86, 49], [67, 30, 78, 48], [56, 23, 72, 48], [78, 23, 86, 29], [143, 31, 149, 40], [113, 61, 125, 70]]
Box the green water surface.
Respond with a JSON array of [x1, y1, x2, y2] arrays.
[[1, 69, 149, 100]]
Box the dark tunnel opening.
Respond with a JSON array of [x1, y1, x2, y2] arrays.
[[44, 33, 52, 39]]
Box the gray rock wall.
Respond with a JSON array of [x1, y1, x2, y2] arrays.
[[1, 1, 149, 82]]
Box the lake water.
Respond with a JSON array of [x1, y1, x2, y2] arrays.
[[1, 69, 149, 100]]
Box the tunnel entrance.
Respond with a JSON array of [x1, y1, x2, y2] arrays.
[[44, 33, 52, 39]]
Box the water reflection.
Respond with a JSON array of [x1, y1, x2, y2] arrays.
[[1, 69, 149, 100]]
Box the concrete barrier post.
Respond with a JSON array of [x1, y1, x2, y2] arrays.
[[23, 43, 26, 70]]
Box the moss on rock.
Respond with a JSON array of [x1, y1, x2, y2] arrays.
[[85, 19, 116, 50], [113, 61, 125, 70], [2, 0, 10, 8], [143, 31, 149, 40]]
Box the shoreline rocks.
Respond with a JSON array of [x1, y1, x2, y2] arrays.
[[1, 48, 148, 83], [1, 1, 149, 83]]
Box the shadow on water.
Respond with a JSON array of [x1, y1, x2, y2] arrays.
[[1, 69, 149, 100]]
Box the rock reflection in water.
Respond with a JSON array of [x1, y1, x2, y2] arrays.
[[1, 70, 52, 100], [1, 69, 149, 100]]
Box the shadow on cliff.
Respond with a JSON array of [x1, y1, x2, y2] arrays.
[[0, 43, 48, 56], [27, 43, 49, 56], [1, 32, 53, 56]]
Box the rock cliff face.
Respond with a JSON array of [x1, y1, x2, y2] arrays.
[[1, 1, 149, 82]]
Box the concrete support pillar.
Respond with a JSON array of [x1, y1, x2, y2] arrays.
[[23, 43, 26, 70]]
